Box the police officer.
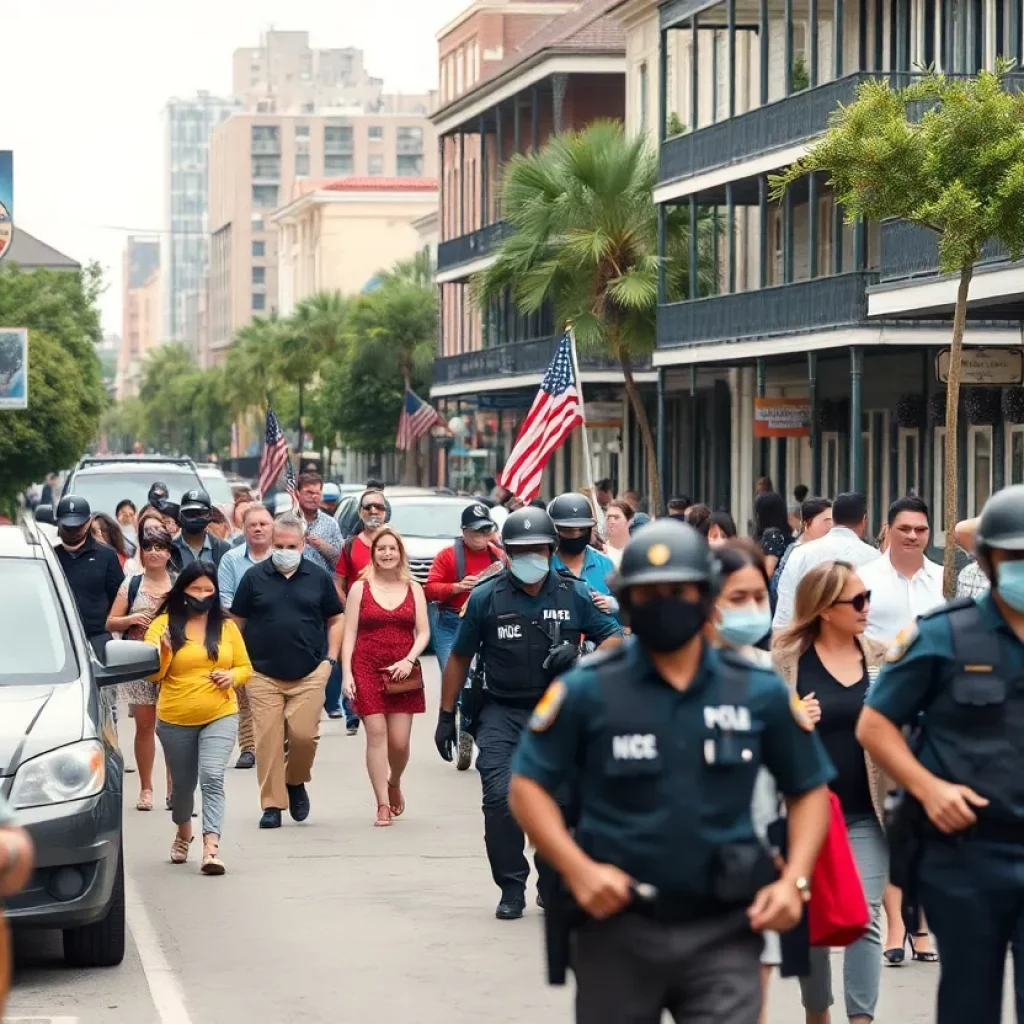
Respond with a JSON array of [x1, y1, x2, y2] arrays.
[[547, 493, 617, 615], [509, 519, 835, 1023], [435, 506, 623, 920], [857, 483, 1024, 1024]]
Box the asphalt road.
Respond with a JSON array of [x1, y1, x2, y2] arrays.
[[4, 658, 1003, 1023]]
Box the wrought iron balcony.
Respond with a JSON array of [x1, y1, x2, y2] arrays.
[[879, 219, 1014, 282], [433, 336, 649, 386], [436, 221, 513, 275], [657, 271, 877, 349]]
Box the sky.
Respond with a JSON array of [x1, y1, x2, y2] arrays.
[[2, 0, 466, 335]]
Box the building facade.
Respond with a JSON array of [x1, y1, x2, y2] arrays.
[[116, 237, 161, 400], [206, 110, 437, 364], [430, 0, 645, 497], [274, 177, 439, 312]]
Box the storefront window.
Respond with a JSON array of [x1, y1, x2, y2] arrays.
[[1010, 426, 1024, 485]]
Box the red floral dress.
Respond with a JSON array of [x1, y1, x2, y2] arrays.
[[351, 584, 425, 717]]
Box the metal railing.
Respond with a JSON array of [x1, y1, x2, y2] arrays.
[[250, 138, 281, 156], [436, 221, 513, 273], [657, 271, 878, 348], [879, 219, 1014, 282], [396, 137, 424, 155]]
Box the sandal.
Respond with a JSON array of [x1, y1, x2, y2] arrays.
[[201, 838, 226, 875], [136, 790, 154, 812], [374, 803, 393, 827], [170, 834, 193, 864], [387, 780, 405, 817], [908, 930, 939, 962]]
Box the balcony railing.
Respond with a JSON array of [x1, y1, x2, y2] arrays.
[[657, 271, 878, 349], [251, 138, 280, 156], [879, 219, 1014, 282], [436, 221, 512, 274], [397, 137, 424, 155], [433, 336, 648, 386]]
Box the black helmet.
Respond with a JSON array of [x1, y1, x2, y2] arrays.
[[976, 485, 1024, 551], [612, 519, 716, 591], [547, 493, 596, 529], [501, 507, 558, 548]]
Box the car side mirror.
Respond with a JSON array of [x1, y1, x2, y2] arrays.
[[35, 504, 55, 525], [94, 639, 160, 688]]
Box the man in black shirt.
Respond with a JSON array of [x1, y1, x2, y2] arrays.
[[230, 512, 344, 829], [53, 495, 124, 654]]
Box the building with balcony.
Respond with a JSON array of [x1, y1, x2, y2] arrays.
[[640, 0, 1024, 536], [431, 0, 658, 496]]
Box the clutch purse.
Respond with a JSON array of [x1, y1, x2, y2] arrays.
[[379, 660, 424, 695]]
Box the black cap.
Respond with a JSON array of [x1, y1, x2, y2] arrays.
[[56, 495, 91, 528], [976, 485, 1024, 551], [501, 507, 558, 548], [461, 503, 495, 532], [612, 519, 715, 591], [179, 488, 212, 514], [547, 493, 596, 529], [148, 482, 169, 505]]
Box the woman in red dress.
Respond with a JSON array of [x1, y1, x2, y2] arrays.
[[342, 527, 430, 826]]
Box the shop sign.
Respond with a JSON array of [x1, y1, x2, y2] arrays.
[[753, 397, 810, 438], [935, 347, 1024, 386]]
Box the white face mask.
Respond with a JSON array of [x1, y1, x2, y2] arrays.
[[271, 548, 302, 573]]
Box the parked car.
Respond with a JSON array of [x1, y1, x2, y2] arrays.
[[61, 456, 204, 517], [333, 486, 438, 542], [194, 462, 234, 509], [0, 519, 159, 966]]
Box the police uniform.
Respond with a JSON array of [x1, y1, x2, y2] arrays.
[[450, 508, 622, 916], [511, 520, 833, 1023]]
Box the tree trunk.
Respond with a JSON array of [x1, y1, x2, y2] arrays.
[[621, 355, 662, 516], [942, 264, 974, 598], [401, 367, 417, 485], [297, 382, 304, 454]]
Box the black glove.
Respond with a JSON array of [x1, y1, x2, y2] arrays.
[[542, 642, 580, 683], [435, 709, 457, 762]]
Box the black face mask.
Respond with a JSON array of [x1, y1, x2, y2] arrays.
[[59, 525, 90, 546], [558, 534, 590, 556], [181, 517, 209, 536], [628, 596, 709, 653], [184, 594, 215, 615]]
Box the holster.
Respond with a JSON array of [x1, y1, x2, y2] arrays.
[[459, 660, 486, 737], [544, 878, 584, 985], [886, 791, 926, 933]]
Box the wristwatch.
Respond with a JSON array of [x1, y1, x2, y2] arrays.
[[793, 876, 811, 903]]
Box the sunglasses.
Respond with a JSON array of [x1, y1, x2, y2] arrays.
[[834, 590, 872, 612], [140, 540, 170, 552], [361, 503, 386, 513]]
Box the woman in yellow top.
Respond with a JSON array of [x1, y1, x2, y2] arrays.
[[145, 561, 251, 874]]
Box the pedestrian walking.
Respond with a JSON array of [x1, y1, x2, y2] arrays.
[[547, 494, 618, 614], [295, 472, 343, 574], [435, 506, 623, 920], [115, 498, 138, 548], [206, 506, 233, 542], [231, 512, 344, 829], [601, 498, 633, 567], [342, 528, 430, 826], [0, 793, 33, 1017], [91, 512, 132, 568], [509, 520, 834, 1023], [774, 560, 890, 1024], [218, 503, 274, 769], [144, 562, 252, 874], [857, 484, 1024, 1024], [230, 491, 254, 543], [106, 526, 176, 811], [171, 489, 231, 572], [334, 488, 387, 598], [753, 492, 795, 577]]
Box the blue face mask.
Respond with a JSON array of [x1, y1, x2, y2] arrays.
[[716, 603, 772, 648], [509, 552, 550, 585], [997, 561, 1024, 612]]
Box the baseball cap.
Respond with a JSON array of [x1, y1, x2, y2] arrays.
[[322, 482, 341, 502], [56, 495, 91, 528], [462, 503, 495, 532], [179, 488, 212, 513]]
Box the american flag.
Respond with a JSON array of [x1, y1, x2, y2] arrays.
[[499, 332, 583, 503], [396, 388, 447, 450], [257, 406, 296, 498]]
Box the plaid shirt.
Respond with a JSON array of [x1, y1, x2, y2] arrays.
[[301, 510, 342, 574], [956, 560, 990, 599]]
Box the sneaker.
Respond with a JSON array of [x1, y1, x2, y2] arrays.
[[346, 724, 359, 736], [327, 709, 344, 719], [259, 809, 282, 829], [287, 783, 310, 822], [235, 751, 256, 769], [495, 895, 526, 920]]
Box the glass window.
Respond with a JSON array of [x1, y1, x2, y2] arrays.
[[252, 240, 265, 258], [251, 213, 265, 231], [1011, 426, 1024, 485], [368, 125, 384, 140], [251, 184, 279, 208], [251, 155, 280, 179], [397, 126, 424, 148], [252, 265, 266, 285], [295, 153, 310, 177], [325, 154, 354, 175], [368, 154, 384, 175], [295, 124, 310, 140], [898, 427, 920, 496], [324, 125, 354, 150], [396, 154, 423, 176], [252, 292, 266, 311], [970, 426, 993, 516]]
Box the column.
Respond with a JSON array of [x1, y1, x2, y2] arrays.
[[656, 367, 667, 507], [478, 114, 488, 227], [759, 0, 769, 105], [835, 0, 845, 77], [810, 0, 819, 87], [850, 347, 864, 494], [438, 136, 445, 236], [809, 352, 821, 495], [783, 189, 794, 284], [531, 85, 540, 151], [712, 29, 719, 123], [513, 95, 521, 155], [659, 28, 669, 143], [552, 74, 567, 135], [958, 0, 968, 73], [895, 0, 907, 73], [690, 366, 699, 499], [854, 216, 867, 270], [691, 14, 700, 130], [785, 0, 794, 95], [727, 183, 737, 293], [458, 133, 465, 235], [809, 172, 820, 279], [689, 195, 699, 299], [758, 175, 769, 288], [877, 0, 886, 71], [727, 0, 737, 117], [756, 359, 769, 476], [858, 0, 868, 70], [657, 204, 668, 303]]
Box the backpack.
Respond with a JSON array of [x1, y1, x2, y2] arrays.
[[453, 537, 502, 581], [127, 573, 143, 609]]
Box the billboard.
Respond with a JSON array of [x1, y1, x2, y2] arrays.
[[0, 328, 27, 409], [0, 151, 10, 262]]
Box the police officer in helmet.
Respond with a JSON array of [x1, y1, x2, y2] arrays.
[[858, 483, 1024, 1024], [547, 493, 617, 615], [510, 519, 835, 1022], [435, 505, 623, 921]]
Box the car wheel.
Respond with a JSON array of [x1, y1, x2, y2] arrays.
[[455, 712, 473, 771], [63, 840, 126, 968]]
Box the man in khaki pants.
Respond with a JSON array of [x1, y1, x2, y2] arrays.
[[231, 513, 344, 829], [0, 793, 34, 1016]]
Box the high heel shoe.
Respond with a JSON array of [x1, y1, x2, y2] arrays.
[[883, 940, 905, 966], [908, 930, 939, 962]]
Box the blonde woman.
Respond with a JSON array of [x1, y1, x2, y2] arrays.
[[773, 561, 889, 1024], [342, 527, 430, 827]]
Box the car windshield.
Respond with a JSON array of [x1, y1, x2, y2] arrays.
[[198, 471, 233, 506], [388, 502, 471, 539], [0, 561, 78, 685], [68, 468, 201, 517]]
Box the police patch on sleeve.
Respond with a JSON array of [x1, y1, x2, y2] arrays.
[[530, 681, 567, 732], [886, 623, 919, 663], [790, 692, 814, 732]]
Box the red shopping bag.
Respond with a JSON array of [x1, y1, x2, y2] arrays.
[[808, 791, 870, 947]]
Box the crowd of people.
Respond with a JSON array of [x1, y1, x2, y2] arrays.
[[8, 464, 1023, 1023]]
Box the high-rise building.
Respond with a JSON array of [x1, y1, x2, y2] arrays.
[[162, 92, 239, 349], [117, 237, 161, 400]]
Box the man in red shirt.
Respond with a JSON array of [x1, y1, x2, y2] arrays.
[[426, 503, 504, 670]]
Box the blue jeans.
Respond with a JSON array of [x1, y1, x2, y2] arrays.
[[324, 661, 342, 714], [433, 606, 461, 672]]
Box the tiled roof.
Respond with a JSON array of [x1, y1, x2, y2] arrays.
[[321, 177, 438, 192]]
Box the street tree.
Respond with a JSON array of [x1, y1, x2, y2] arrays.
[[771, 64, 1024, 594], [477, 120, 718, 514]]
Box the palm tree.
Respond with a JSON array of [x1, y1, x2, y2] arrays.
[[379, 248, 434, 289], [476, 120, 719, 514]]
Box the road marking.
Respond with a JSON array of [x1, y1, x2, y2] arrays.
[[125, 876, 192, 1024]]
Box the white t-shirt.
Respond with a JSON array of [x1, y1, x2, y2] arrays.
[[856, 552, 945, 644]]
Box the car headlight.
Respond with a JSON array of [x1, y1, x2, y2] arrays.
[[9, 740, 106, 810]]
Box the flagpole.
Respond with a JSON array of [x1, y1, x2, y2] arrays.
[[566, 323, 605, 538]]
